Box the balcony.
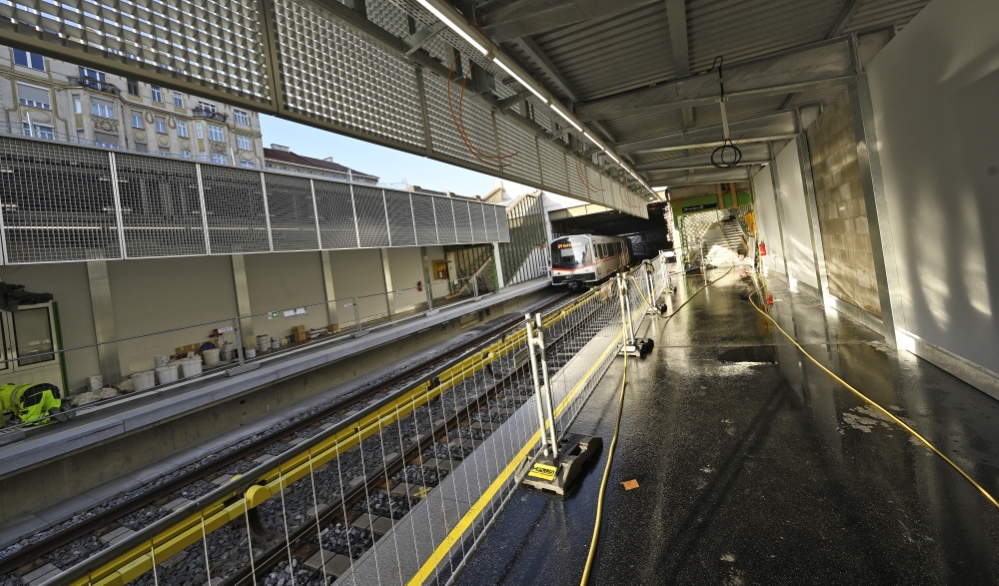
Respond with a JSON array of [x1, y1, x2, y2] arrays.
[[192, 106, 228, 122], [69, 77, 120, 97]]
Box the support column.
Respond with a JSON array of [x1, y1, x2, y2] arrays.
[[769, 149, 793, 280], [380, 248, 395, 318], [794, 124, 830, 299], [86, 260, 121, 385], [716, 183, 725, 210], [493, 242, 505, 289], [321, 250, 338, 328], [231, 254, 254, 348], [849, 74, 904, 348]]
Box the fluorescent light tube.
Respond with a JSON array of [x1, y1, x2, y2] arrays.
[[416, 0, 489, 56], [493, 58, 548, 104], [552, 105, 582, 131]]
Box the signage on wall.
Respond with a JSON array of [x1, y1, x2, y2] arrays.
[[681, 202, 718, 212]]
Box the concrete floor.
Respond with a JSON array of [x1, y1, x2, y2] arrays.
[[454, 268, 999, 585]]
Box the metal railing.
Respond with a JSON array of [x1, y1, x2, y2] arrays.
[[67, 77, 121, 96], [39, 260, 671, 586]]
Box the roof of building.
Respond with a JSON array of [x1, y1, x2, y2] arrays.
[[263, 146, 379, 181]]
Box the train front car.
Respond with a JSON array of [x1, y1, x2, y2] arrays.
[[550, 235, 593, 288]]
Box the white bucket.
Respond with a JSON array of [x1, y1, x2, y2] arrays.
[[244, 348, 256, 359], [154, 355, 170, 368], [156, 363, 179, 385], [256, 335, 271, 353], [202, 348, 221, 366], [271, 339, 282, 350], [132, 370, 156, 392], [87, 374, 103, 392], [181, 358, 203, 378]]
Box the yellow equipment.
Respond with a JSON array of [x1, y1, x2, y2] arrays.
[[0, 383, 63, 427]]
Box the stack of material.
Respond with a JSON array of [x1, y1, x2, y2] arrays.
[[292, 324, 307, 344]]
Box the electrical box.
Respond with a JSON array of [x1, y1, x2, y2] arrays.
[[432, 260, 448, 280]]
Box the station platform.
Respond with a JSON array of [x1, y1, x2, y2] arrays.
[[0, 278, 553, 532], [454, 269, 999, 585]]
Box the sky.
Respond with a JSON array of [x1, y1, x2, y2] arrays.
[[260, 115, 505, 197]]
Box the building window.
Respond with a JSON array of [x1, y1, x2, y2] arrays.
[[92, 98, 115, 119], [150, 86, 162, 102], [233, 109, 249, 125], [160, 150, 170, 156], [211, 153, 227, 165], [195, 123, 203, 139], [155, 116, 166, 134], [237, 135, 252, 151], [173, 93, 184, 108], [13, 49, 44, 71], [208, 125, 224, 142], [127, 79, 139, 96], [78, 66, 106, 83], [22, 122, 54, 140], [72, 94, 82, 114], [181, 150, 191, 159], [95, 132, 119, 148], [16, 83, 51, 110], [198, 101, 216, 115], [131, 112, 144, 129], [135, 142, 148, 153], [240, 160, 255, 168], [177, 120, 188, 138]]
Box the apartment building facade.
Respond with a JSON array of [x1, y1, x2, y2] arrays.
[[0, 45, 265, 165]]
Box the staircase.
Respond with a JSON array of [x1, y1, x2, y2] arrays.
[[689, 217, 748, 268]]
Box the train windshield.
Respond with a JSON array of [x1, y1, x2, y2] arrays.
[[551, 237, 591, 268]]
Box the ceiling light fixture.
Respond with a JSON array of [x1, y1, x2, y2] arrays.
[[415, 0, 489, 56], [493, 58, 548, 104], [552, 104, 582, 132]]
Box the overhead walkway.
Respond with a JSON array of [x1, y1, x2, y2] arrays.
[[452, 269, 999, 585]]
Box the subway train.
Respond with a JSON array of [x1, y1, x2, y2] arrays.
[[550, 234, 631, 288]]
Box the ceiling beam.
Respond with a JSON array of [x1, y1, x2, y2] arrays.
[[664, 0, 694, 128], [480, 0, 657, 43], [575, 35, 858, 121], [510, 36, 580, 103], [634, 143, 771, 171], [616, 111, 796, 153], [651, 166, 761, 187]]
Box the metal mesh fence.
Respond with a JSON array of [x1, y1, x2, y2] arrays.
[[0, 137, 508, 264]]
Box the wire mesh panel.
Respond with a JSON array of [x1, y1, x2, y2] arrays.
[[453, 199, 473, 244], [0, 0, 271, 104], [468, 201, 487, 242], [411, 193, 438, 246], [115, 154, 206, 258], [495, 116, 543, 187], [272, 0, 426, 148], [0, 137, 120, 263], [353, 186, 390, 248], [484, 203, 499, 242], [496, 206, 511, 242], [263, 173, 320, 251], [433, 197, 457, 245], [537, 140, 570, 196], [313, 180, 359, 249], [201, 165, 270, 254], [424, 70, 499, 168], [385, 190, 417, 247], [566, 153, 588, 201]]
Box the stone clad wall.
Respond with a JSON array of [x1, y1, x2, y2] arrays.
[[806, 93, 881, 317]]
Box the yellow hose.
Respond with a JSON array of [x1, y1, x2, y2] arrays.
[[748, 281, 999, 510]]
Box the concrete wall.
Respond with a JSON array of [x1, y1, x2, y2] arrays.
[[244, 251, 328, 339], [107, 256, 239, 375], [806, 92, 881, 317], [752, 166, 785, 275], [865, 0, 999, 375], [775, 138, 819, 290], [388, 247, 426, 310], [327, 249, 389, 325]]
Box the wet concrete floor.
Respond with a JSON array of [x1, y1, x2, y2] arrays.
[[454, 268, 999, 585]]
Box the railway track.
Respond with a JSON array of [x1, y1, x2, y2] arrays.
[[0, 290, 579, 586]]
